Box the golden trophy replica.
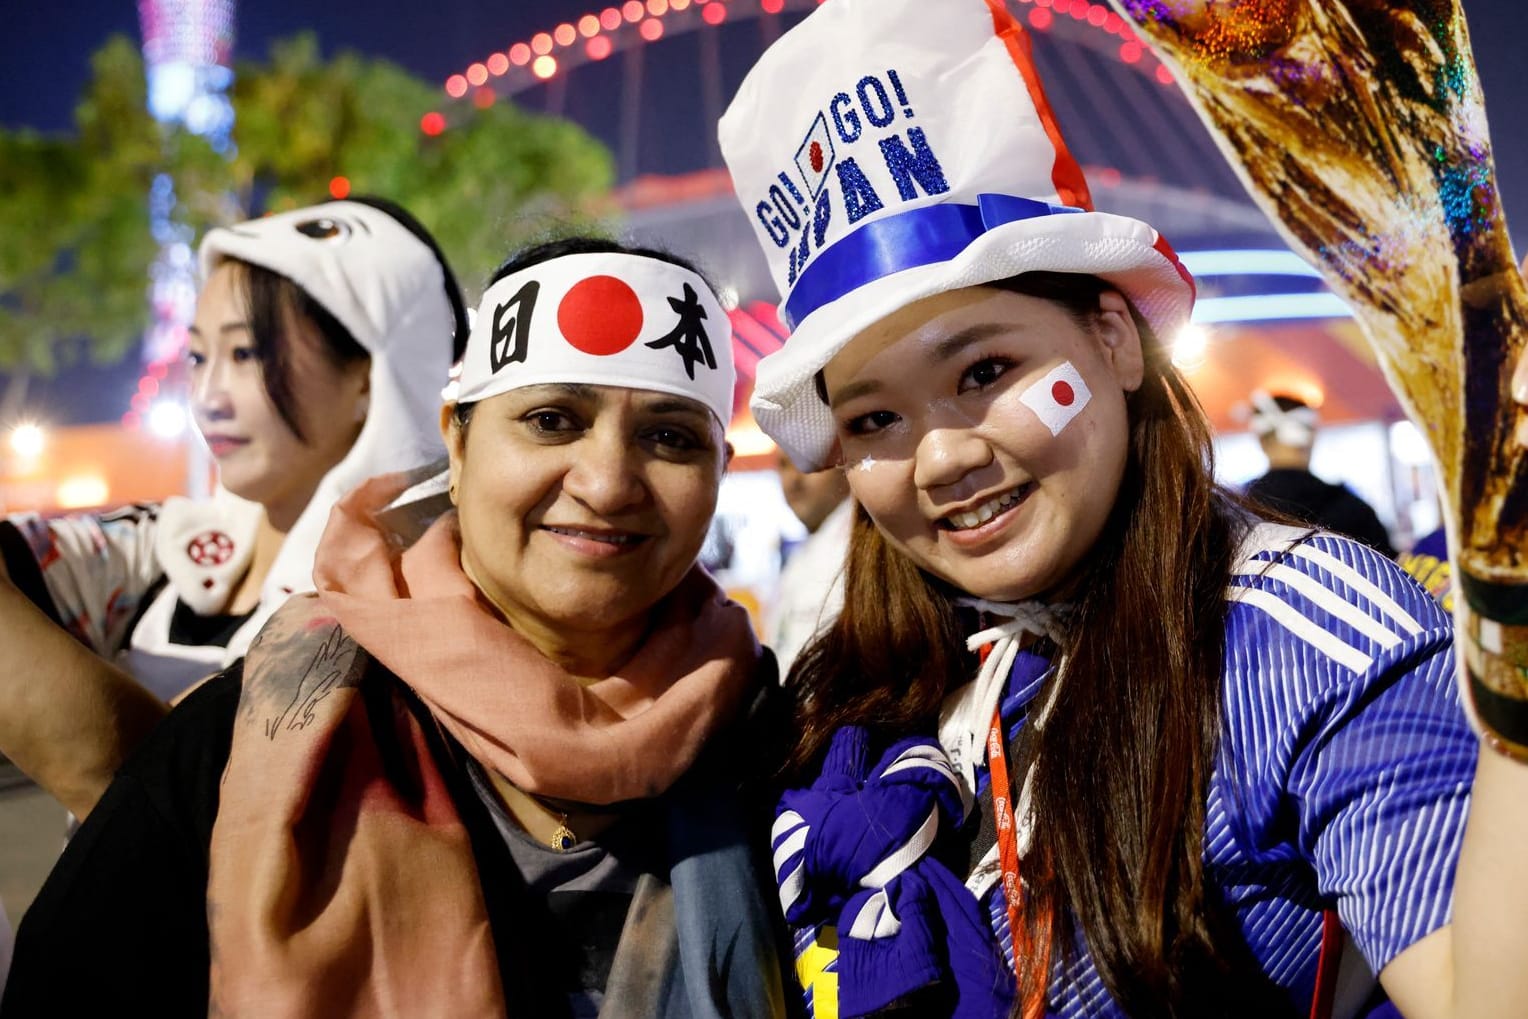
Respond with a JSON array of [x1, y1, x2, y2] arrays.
[[1106, 0, 1528, 755]]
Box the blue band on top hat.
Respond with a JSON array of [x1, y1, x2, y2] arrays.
[[783, 193, 1084, 330]]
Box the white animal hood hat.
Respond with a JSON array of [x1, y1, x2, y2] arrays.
[[719, 0, 1196, 469], [197, 197, 466, 608]]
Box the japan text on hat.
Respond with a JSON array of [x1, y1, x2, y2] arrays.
[[452, 252, 736, 427], [719, 0, 1196, 470]]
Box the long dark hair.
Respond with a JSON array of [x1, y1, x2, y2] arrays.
[[237, 259, 366, 443], [786, 272, 1290, 1016]]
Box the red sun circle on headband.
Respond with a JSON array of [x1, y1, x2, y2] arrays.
[[557, 275, 644, 355], [809, 141, 825, 174], [1051, 380, 1075, 407]]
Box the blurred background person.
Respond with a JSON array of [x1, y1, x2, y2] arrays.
[[1244, 389, 1397, 556], [766, 452, 851, 677]]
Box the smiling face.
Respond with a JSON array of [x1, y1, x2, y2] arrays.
[[188, 261, 370, 527], [822, 283, 1145, 603], [443, 384, 728, 643]]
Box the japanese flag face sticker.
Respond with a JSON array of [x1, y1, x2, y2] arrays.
[[1019, 361, 1091, 437]]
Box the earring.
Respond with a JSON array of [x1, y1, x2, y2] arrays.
[[449, 483, 457, 503]]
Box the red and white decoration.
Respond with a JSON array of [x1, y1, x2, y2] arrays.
[[185, 530, 235, 567], [1019, 361, 1091, 437], [155, 492, 262, 616], [452, 252, 736, 426]]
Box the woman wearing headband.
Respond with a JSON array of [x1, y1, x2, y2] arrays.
[[1, 238, 789, 1018], [719, 1, 1528, 1017], [0, 197, 466, 818]]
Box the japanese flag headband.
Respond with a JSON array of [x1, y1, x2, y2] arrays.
[[452, 252, 735, 426]]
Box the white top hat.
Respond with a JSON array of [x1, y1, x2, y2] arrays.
[[719, 0, 1196, 469]]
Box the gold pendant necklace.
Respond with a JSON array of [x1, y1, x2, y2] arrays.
[[548, 812, 577, 853]]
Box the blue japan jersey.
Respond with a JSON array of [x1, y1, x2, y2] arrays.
[[788, 523, 1474, 1019]]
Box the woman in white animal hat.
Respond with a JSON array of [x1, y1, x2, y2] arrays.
[[0, 197, 466, 818]]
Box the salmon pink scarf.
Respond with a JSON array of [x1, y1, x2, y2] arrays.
[[207, 471, 761, 1017]]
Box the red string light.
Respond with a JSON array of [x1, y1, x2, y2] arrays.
[[420, 111, 446, 136], [444, 0, 1159, 104], [328, 175, 351, 199]]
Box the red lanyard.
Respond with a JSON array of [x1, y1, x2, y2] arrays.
[[985, 696, 1051, 1019], [986, 705, 1027, 974]]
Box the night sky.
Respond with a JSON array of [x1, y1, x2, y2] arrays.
[[1, 0, 1526, 424], [5, 2, 1524, 204]]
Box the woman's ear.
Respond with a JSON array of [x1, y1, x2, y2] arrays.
[[348, 362, 372, 422], [440, 404, 465, 501], [1095, 290, 1146, 393]]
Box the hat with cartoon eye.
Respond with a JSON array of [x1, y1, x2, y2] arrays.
[[198, 198, 466, 360], [718, 0, 1196, 470]]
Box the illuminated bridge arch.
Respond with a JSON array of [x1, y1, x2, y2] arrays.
[[428, 0, 1359, 415], [433, 0, 1268, 238]]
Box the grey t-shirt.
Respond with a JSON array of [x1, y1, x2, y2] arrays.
[[466, 762, 664, 1017]]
